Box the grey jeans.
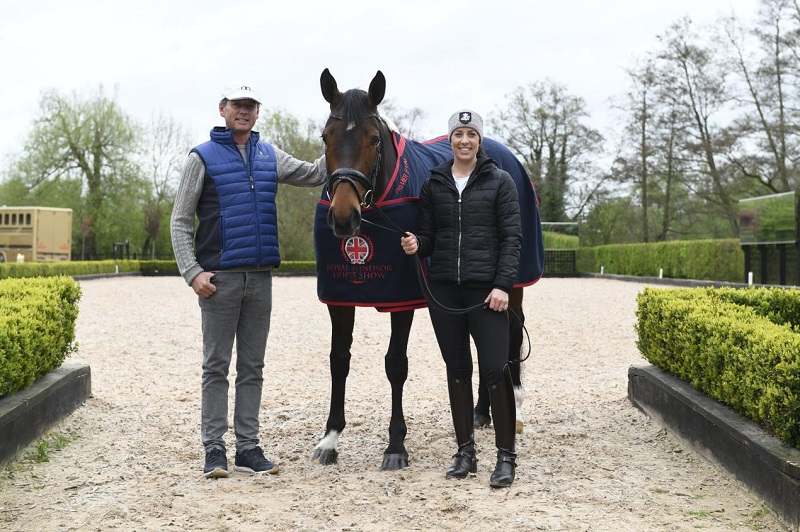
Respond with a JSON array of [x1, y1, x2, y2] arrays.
[[198, 271, 272, 453]]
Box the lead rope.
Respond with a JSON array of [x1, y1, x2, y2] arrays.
[[360, 205, 531, 363]]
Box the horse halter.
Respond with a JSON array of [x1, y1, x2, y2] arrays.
[[325, 113, 383, 207]]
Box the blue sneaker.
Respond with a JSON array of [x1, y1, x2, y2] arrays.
[[234, 446, 279, 474], [203, 447, 229, 479]]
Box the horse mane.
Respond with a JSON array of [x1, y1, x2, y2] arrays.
[[380, 115, 399, 134]]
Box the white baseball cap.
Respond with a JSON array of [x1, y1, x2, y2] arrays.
[[221, 83, 262, 104]]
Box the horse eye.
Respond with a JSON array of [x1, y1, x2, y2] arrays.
[[371, 136, 380, 147]]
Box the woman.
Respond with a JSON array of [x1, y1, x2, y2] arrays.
[[401, 109, 521, 487]]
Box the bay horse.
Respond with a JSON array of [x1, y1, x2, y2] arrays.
[[312, 69, 544, 470]]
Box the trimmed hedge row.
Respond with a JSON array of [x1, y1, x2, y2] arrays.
[[0, 260, 158, 279], [577, 239, 743, 283], [0, 260, 317, 280], [542, 231, 579, 250], [0, 277, 81, 398], [0, 260, 317, 398], [636, 286, 800, 449]]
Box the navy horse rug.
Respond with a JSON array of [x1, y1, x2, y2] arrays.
[[314, 129, 545, 312]]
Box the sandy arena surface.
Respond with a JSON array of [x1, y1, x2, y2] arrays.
[[0, 275, 792, 531]]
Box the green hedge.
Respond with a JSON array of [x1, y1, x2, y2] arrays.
[[636, 286, 800, 449], [543, 231, 579, 250], [0, 260, 316, 398], [275, 261, 316, 274], [0, 277, 81, 398], [0, 260, 151, 279], [0, 259, 316, 280], [577, 239, 744, 283]]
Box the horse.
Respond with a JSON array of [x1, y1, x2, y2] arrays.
[[311, 68, 544, 470]]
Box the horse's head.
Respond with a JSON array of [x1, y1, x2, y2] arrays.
[[320, 68, 387, 238]]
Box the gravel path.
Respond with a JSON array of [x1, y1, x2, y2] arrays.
[[0, 275, 790, 531]]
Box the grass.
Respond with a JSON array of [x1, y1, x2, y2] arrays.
[[23, 431, 77, 463]]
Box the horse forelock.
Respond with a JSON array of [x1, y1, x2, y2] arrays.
[[336, 89, 376, 131]]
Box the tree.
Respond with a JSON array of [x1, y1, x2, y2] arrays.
[[611, 55, 691, 243], [79, 216, 93, 261], [613, 58, 659, 242], [140, 112, 192, 259], [580, 195, 641, 246], [8, 86, 144, 258], [603, 5, 800, 244], [722, 0, 800, 194], [493, 80, 604, 222], [256, 108, 325, 260], [379, 99, 430, 140], [657, 17, 741, 234]]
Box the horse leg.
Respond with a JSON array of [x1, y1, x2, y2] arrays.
[[380, 309, 414, 470], [508, 287, 525, 434], [312, 304, 355, 465], [474, 372, 491, 428]]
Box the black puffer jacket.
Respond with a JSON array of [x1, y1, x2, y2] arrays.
[[416, 156, 521, 292]]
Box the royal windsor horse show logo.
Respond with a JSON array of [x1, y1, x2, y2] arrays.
[[342, 234, 373, 265], [324, 232, 394, 285]]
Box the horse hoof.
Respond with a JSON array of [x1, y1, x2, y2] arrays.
[[475, 413, 491, 428], [381, 452, 409, 471], [312, 448, 339, 465]]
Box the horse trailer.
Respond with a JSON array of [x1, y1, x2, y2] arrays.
[[0, 206, 72, 263]]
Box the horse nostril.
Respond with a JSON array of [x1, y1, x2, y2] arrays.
[[327, 207, 362, 238], [345, 210, 361, 236]]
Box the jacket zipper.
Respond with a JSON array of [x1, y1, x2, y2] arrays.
[[247, 139, 261, 265], [457, 194, 462, 284], [436, 170, 471, 285]]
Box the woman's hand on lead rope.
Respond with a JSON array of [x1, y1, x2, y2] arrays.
[[401, 232, 418, 255], [485, 288, 509, 312]]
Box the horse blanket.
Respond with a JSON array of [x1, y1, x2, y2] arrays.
[[314, 131, 545, 311]]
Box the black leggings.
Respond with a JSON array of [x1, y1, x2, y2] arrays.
[[427, 282, 510, 385]]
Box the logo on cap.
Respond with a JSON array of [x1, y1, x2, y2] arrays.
[[459, 112, 472, 124]]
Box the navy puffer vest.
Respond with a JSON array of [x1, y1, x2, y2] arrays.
[[192, 127, 280, 271]]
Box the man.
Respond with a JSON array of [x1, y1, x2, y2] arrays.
[[171, 83, 326, 478]]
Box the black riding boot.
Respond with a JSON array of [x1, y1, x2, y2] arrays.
[[445, 375, 477, 479], [488, 366, 517, 487]]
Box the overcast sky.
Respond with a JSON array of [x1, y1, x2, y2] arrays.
[[0, 0, 761, 167]]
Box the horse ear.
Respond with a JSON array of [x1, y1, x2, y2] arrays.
[[320, 68, 340, 106], [368, 70, 386, 107]]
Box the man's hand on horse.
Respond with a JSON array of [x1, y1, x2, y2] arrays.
[[401, 232, 418, 255]]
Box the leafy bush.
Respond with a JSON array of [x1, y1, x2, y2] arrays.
[[578, 239, 743, 282], [543, 231, 579, 249], [636, 286, 800, 449], [0, 277, 81, 397], [0, 259, 315, 279]]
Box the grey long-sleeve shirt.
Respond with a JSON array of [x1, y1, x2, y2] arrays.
[[170, 147, 327, 286]]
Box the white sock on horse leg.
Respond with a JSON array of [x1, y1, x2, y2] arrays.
[[316, 430, 340, 452], [514, 386, 524, 434]]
